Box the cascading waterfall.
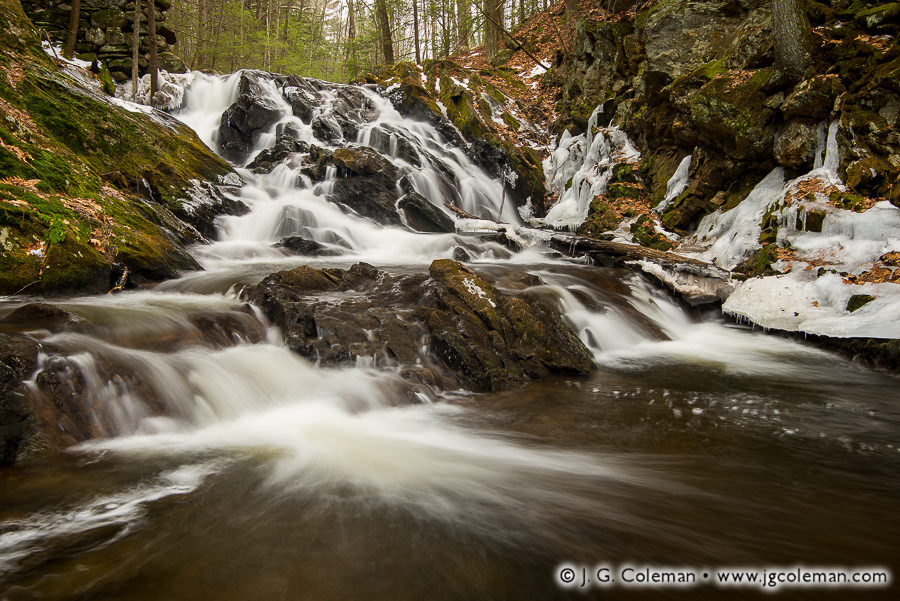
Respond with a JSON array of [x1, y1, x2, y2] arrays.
[[3, 71, 898, 598]]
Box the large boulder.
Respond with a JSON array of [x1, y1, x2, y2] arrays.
[[218, 71, 286, 163], [246, 261, 595, 391]]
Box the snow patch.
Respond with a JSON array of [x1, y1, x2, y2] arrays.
[[462, 277, 497, 308]]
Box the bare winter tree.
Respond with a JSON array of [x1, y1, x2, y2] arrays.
[[772, 0, 812, 83], [148, 0, 159, 101], [132, 0, 141, 95], [375, 0, 394, 64], [63, 0, 80, 59]]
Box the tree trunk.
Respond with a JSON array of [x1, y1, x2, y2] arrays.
[[132, 0, 141, 96], [375, 0, 394, 64], [148, 0, 158, 103], [456, 0, 469, 51], [565, 0, 577, 16], [413, 0, 421, 63], [772, 0, 812, 84], [63, 0, 80, 60], [484, 0, 502, 58], [196, 0, 208, 69]]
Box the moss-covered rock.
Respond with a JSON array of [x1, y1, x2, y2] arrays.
[[846, 293, 876, 312], [248, 261, 595, 392], [0, 0, 243, 295], [630, 214, 674, 250]]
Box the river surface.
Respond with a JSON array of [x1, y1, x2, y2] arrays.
[[1, 72, 898, 600]]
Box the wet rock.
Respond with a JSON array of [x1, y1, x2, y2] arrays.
[[327, 147, 404, 224], [247, 261, 595, 392], [423, 260, 595, 391], [774, 120, 819, 169], [186, 309, 267, 348], [397, 191, 456, 233], [247, 123, 310, 174], [218, 71, 285, 163], [1, 303, 83, 332], [0, 334, 38, 465], [452, 247, 472, 262], [275, 236, 334, 256]]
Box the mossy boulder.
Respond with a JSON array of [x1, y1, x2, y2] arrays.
[[846, 294, 876, 312], [247, 261, 595, 392]]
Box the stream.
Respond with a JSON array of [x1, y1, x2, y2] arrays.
[[1, 71, 898, 600]]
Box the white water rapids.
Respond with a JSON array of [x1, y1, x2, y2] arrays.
[[2, 72, 898, 595]]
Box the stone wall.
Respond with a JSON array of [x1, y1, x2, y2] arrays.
[[21, 0, 186, 82]]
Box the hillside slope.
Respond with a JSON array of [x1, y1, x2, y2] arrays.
[[0, 0, 242, 295]]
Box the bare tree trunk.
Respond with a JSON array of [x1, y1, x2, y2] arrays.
[[63, 0, 80, 60], [132, 0, 141, 96], [375, 0, 394, 64], [414, 0, 421, 62], [456, 0, 469, 51], [772, 0, 812, 84], [148, 0, 158, 103], [565, 0, 577, 16], [484, 0, 502, 58], [196, 0, 208, 69]]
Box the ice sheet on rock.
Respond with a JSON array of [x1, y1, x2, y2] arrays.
[[779, 201, 900, 275], [724, 271, 900, 338], [655, 155, 691, 213], [541, 106, 641, 230], [688, 168, 786, 270]]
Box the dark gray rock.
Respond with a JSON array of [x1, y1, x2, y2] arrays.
[[0, 334, 38, 465], [218, 71, 286, 163], [398, 191, 455, 233], [246, 261, 595, 392]]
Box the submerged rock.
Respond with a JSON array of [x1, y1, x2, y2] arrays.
[[275, 236, 334, 256], [0, 303, 83, 331], [247, 261, 595, 391], [0, 334, 38, 464]]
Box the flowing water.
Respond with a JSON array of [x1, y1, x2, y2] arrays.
[[1, 72, 898, 600]]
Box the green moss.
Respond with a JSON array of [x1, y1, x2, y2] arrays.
[[735, 245, 779, 277], [501, 112, 520, 130], [630, 214, 674, 251], [829, 190, 869, 212], [846, 294, 876, 312]]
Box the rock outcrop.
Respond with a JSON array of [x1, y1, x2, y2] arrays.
[[549, 0, 900, 232], [246, 260, 595, 391]]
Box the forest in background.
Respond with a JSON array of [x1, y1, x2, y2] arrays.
[[166, 0, 558, 81]]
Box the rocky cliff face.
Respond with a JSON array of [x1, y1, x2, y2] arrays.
[[550, 0, 899, 231], [20, 0, 185, 82]]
